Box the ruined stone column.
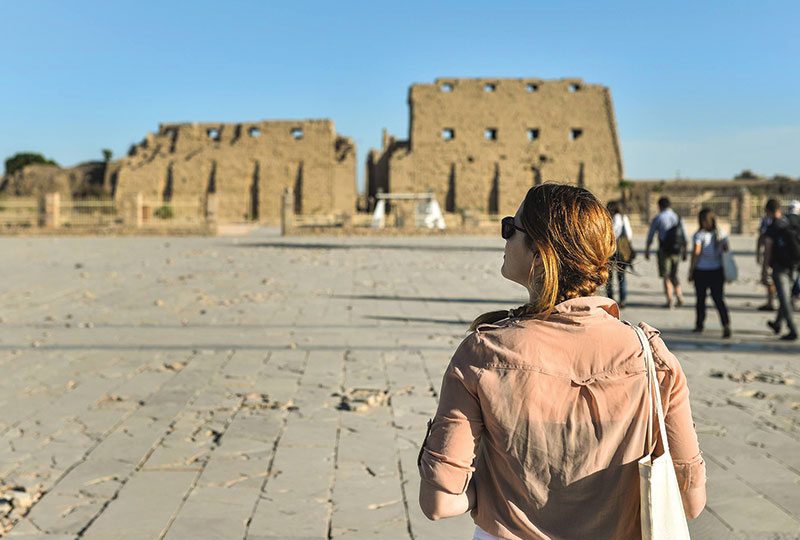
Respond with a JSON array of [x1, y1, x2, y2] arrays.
[[738, 187, 752, 235], [281, 188, 294, 236], [124, 192, 143, 228], [646, 191, 658, 224], [206, 194, 218, 224], [44, 192, 60, 228]]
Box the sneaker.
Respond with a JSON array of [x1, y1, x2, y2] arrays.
[[767, 320, 781, 335], [780, 332, 798, 341], [676, 296, 685, 307], [692, 326, 703, 333], [663, 301, 674, 310], [723, 326, 731, 339], [757, 304, 776, 311], [619, 301, 627, 309]]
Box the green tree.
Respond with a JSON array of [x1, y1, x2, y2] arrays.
[[4, 152, 58, 176], [101, 148, 113, 162]]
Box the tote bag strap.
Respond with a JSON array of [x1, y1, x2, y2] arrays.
[[624, 321, 670, 455]]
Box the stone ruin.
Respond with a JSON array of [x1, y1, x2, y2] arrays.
[[367, 77, 624, 216], [0, 161, 105, 201], [107, 119, 356, 223], [2, 77, 633, 226]]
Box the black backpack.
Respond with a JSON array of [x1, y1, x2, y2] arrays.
[[775, 214, 800, 268], [661, 216, 686, 255]]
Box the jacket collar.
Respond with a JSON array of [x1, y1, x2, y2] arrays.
[[551, 296, 620, 320]]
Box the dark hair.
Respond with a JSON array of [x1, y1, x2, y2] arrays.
[[469, 183, 615, 330], [606, 200, 621, 216], [658, 197, 671, 210], [698, 207, 716, 232], [765, 198, 780, 213]]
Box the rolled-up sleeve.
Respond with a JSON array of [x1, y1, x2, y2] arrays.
[[649, 334, 707, 491], [418, 334, 485, 494]]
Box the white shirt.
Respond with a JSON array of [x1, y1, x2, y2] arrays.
[[693, 229, 728, 271], [612, 213, 633, 240], [474, 526, 503, 540]]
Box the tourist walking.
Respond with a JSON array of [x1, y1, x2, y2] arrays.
[[790, 200, 800, 309], [645, 197, 689, 309], [756, 209, 777, 311], [688, 208, 731, 338], [418, 184, 706, 539], [606, 200, 633, 308], [763, 199, 799, 341]]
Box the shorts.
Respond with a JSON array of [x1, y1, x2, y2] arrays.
[[657, 250, 681, 282]]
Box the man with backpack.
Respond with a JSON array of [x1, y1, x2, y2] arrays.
[[763, 198, 799, 341], [646, 196, 689, 309]]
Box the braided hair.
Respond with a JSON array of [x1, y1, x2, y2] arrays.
[[470, 183, 616, 331]]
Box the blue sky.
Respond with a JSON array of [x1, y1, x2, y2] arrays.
[[2, 0, 798, 190]]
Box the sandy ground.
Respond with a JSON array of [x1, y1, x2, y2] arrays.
[[0, 232, 797, 539]]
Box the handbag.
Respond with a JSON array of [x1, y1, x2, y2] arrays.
[[722, 251, 737, 282], [629, 323, 691, 540], [616, 216, 636, 264]]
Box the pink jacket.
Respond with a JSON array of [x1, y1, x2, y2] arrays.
[[418, 296, 705, 540]]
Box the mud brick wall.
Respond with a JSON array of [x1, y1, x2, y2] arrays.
[[369, 78, 624, 213], [112, 119, 356, 223]]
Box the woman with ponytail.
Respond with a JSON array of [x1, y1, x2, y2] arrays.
[[687, 207, 731, 338], [418, 184, 706, 539]]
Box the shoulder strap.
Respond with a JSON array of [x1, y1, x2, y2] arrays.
[[624, 321, 670, 456]]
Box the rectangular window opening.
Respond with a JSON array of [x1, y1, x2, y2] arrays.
[[569, 83, 581, 92], [484, 83, 496, 92], [249, 127, 261, 137], [207, 128, 220, 141], [291, 127, 303, 140], [485, 128, 497, 141], [441, 128, 455, 140], [570, 128, 583, 140], [441, 83, 453, 92], [526, 83, 538, 92], [527, 128, 540, 141]]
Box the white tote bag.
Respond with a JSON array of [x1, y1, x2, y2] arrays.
[[630, 324, 691, 540], [722, 251, 738, 282]]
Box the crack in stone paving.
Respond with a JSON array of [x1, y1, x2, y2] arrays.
[[704, 453, 800, 527], [381, 352, 416, 540], [0, 354, 201, 536], [326, 350, 346, 540], [158, 386, 249, 539], [65, 350, 234, 538], [242, 349, 310, 538]]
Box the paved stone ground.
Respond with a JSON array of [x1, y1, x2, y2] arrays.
[[0, 232, 798, 540]]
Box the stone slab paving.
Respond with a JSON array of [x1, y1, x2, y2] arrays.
[[0, 233, 798, 539]]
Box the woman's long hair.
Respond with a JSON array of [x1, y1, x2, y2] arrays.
[[698, 207, 716, 232], [698, 207, 719, 250], [469, 184, 616, 331]]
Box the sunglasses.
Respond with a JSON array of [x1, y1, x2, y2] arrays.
[[501, 216, 526, 239]]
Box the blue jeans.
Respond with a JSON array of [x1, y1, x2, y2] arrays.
[[772, 266, 798, 335], [606, 263, 628, 303]]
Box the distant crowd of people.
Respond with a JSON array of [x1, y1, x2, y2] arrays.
[[605, 196, 800, 341]]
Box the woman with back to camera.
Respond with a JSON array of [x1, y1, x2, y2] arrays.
[[687, 207, 731, 338], [418, 184, 706, 540]]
